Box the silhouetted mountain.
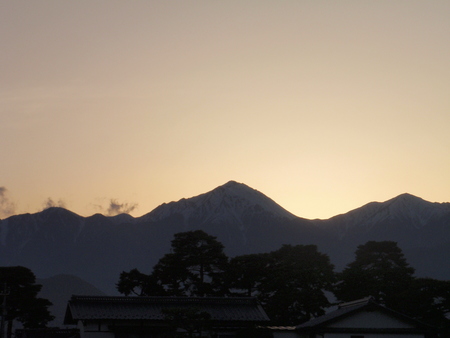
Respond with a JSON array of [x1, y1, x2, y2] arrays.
[[1, 181, 449, 296], [140, 180, 297, 224], [323, 193, 450, 235], [137, 181, 309, 254], [316, 193, 450, 275], [37, 274, 105, 326]]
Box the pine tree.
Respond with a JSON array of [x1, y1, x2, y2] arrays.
[[0, 266, 54, 338], [152, 230, 229, 297], [334, 241, 415, 309]]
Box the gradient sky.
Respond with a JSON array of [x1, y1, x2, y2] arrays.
[[1, 1, 449, 220]]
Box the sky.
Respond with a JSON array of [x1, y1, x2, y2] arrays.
[[1, 1, 449, 220]]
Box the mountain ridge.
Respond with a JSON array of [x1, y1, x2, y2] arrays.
[[3, 182, 447, 224], [1, 181, 449, 296]]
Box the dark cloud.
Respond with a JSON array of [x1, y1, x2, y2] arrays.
[[106, 199, 138, 216], [43, 197, 66, 210], [0, 186, 16, 219]]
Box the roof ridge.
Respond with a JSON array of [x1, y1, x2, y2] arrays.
[[70, 295, 258, 303], [338, 296, 375, 309]]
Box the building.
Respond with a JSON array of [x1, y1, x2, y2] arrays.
[[64, 295, 270, 338], [287, 296, 437, 338]]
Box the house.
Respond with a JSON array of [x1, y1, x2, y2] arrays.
[[278, 296, 437, 338], [64, 295, 270, 337]]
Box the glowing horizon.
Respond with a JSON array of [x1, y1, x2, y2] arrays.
[[1, 1, 449, 220]]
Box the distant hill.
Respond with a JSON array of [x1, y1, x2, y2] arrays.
[[1, 180, 449, 297], [37, 274, 106, 326]]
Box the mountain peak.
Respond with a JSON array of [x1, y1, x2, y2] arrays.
[[330, 192, 450, 231], [140, 181, 297, 224], [390, 192, 423, 203], [222, 180, 241, 187], [212, 180, 268, 199], [211, 180, 253, 196]]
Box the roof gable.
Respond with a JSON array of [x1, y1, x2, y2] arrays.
[[64, 296, 270, 325], [296, 297, 432, 332]]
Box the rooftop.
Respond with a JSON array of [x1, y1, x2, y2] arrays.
[[64, 295, 270, 325], [296, 296, 433, 331]]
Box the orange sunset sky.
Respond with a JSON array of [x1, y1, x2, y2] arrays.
[[1, 1, 449, 220]]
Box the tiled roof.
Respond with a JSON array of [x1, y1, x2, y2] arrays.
[[64, 295, 270, 325]]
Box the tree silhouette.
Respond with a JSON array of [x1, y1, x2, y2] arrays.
[[400, 277, 450, 335], [117, 232, 336, 325], [0, 266, 54, 338], [262, 244, 335, 325], [334, 241, 415, 309], [229, 245, 335, 325], [227, 253, 269, 297], [116, 268, 164, 296], [152, 230, 229, 297]]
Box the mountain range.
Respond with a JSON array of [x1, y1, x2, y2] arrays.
[[1, 181, 449, 298]]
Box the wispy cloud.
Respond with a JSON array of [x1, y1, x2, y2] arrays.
[[0, 187, 16, 219], [106, 199, 138, 216], [42, 197, 66, 210]]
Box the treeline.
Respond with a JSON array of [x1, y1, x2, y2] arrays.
[[117, 230, 450, 332]]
